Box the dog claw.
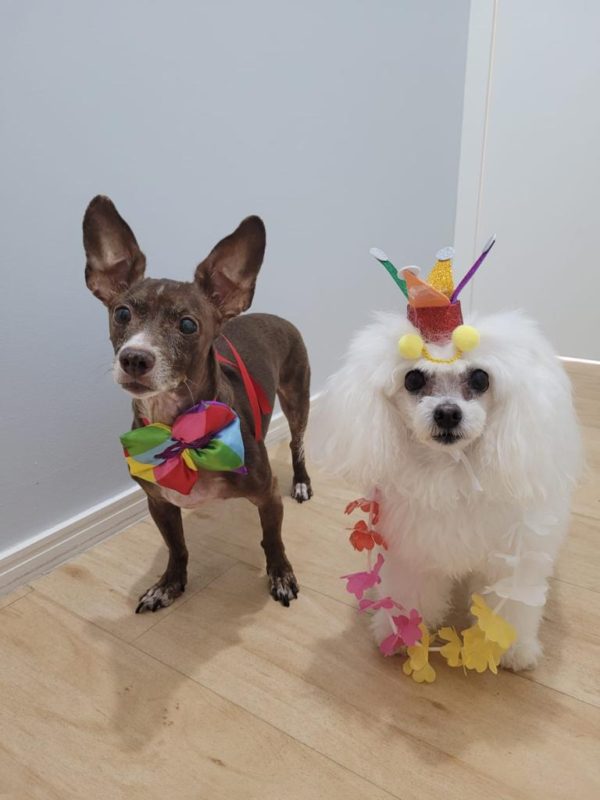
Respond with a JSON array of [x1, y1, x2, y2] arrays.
[[135, 581, 185, 614], [292, 482, 313, 503], [268, 570, 299, 606]]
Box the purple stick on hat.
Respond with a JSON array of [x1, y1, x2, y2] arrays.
[[450, 235, 497, 303]]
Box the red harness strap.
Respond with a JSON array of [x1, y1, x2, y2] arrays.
[[216, 335, 272, 442]]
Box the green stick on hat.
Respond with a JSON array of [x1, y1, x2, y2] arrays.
[[369, 247, 409, 299]]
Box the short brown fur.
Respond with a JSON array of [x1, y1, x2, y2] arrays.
[[83, 195, 312, 610]]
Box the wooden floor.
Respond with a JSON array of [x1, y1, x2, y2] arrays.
[[1, 363, 599, 799]]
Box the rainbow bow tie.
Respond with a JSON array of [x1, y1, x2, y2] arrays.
[[120, 400, 246, 495]]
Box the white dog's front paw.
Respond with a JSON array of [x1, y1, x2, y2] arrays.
[[370, 608, 401, 649], [501, 639, 543, 672]]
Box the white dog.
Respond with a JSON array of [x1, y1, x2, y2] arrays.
[[315, 309, 581, 671]]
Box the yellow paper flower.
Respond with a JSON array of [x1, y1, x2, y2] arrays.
[[470, 594, 517, 649], [402, 624, 436, 683], [438, 627, 463, 667], [461, 626, 504, 674], [403, 659, 436, 683]]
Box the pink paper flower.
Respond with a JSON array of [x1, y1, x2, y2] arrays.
[[394, 609, 423, 647], [358, 596, 399, 613], [379, 630, 404, 657], [379, 609, 423, 656], [341, 553, 384, 600]]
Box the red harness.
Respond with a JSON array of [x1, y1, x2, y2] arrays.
[[139, 335, 271, 441], [216, 335, 272, 442]]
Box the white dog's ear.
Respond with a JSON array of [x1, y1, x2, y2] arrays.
[[477, 313, 581, 500], [309, 314, 409, 489]]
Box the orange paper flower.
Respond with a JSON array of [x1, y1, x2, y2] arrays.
[[348, 520, 387, 551], [345, 497, 380, 524]]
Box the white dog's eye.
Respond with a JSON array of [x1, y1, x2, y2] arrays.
[[468, 369, 490, 393], [404, 369, 426, 393]]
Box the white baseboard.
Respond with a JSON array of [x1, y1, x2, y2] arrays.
[[560, 356, 600, 367], [0, 392, 322, 598], [0, 487, 148, 597]]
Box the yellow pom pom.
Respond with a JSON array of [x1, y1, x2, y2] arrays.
[[398, 333, 424, 360], [452, 324, 480, 352]]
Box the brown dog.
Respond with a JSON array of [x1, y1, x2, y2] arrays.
[[83, 195, 312, 611]]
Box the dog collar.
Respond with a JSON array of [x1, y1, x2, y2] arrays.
[[121, 400, 247, 495], [370, 237, 496, 364]]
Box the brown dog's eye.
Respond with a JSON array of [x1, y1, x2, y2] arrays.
[[114, 306, 131, 324], [404, 369, 426, 393], [179, 317, 198, 334], [468, 369, 489, 393]]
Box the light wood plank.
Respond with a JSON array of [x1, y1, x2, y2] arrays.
[[564, 360, 600, 429], [558, 363, 599, 520], [555, 514, 600, 593], [0, 745, 63, 800], [572, 426, 600, 521], [0, 593, 397, 800], [181, 457, 360, 608], [1, 360, 597, 798], [136, 562, 600, 800], [525, 578, 600, 706], [0, 584, 31, 611], [31, 520, 236, 642]]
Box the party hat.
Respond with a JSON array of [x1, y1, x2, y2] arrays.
[[401, 267, 451, 309], [370, 237, 496, 363], [428, 246, 455, 298], [369, 248, 408, 298]]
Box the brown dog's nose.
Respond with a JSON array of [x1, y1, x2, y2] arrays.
[[119, 348, 155, 377], [434, 403, 462, 430]]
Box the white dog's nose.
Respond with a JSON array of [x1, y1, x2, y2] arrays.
[[434, 403, 462, 430]]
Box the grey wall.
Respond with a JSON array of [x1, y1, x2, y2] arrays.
[[461, 0, 600, 359], [0, 0, 470, 550]]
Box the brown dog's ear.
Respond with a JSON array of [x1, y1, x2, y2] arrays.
[[83, 195, 146, 305], [195, 216, 266, 319]]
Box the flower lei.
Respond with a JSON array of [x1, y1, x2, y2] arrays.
[[341, 496, 521, 682]]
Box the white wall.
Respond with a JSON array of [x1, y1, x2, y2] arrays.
[[0, 1, 470, 551], [454, 0, 600, 359]]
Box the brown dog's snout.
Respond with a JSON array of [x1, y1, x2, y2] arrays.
[[119, 348, 155, 378]]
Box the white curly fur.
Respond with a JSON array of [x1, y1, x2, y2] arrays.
[[312, 310, 582, 671]]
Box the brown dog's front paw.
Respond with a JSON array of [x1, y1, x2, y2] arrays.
[[267, 565, 299, 607], [135, 580, 185, 614], [292, 481, 313, 503]]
